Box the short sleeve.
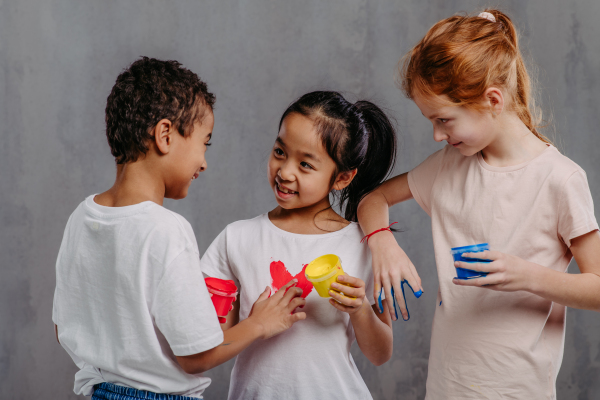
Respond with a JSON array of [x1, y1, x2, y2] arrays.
[[407, 148, 446, 216], [152, 247, 224, 356], [557, 170, 599, 247], [199, 228, 239, 286]]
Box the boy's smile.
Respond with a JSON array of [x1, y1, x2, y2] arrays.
[[166, 111, 214, 199]]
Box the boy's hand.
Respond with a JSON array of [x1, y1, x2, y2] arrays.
[[328, 274, 366, 315], [248, 279, 306, 339], [452, 250, 532, 292]]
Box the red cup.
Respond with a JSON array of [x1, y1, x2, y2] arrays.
[[205, 277, 238, 324]]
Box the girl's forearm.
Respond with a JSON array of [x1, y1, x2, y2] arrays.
[[350, 301, 393, 366], [357, 172, 412, 238], [527, 264, 600, 311]]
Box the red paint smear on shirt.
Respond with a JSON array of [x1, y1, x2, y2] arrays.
[[270, 261, 313, 298]]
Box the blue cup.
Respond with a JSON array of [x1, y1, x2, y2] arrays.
[[450, 243, 491, 279]]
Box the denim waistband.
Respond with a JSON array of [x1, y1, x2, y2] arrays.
[[92, 382, 201, 400]]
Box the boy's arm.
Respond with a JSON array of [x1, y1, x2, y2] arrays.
[[357, 173, 422, 321], [176, 281, 305, 374], [328, 276, 393, 366], [219, 296, 240, 331]]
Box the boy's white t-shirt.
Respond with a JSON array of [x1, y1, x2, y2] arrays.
[[52, 195, 224, 398], [408, 145, 598, 400], [199, 214, 376, 400]]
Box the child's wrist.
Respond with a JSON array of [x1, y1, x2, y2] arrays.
[[367, 230, 395, 250], [242, 316, 266, 340]]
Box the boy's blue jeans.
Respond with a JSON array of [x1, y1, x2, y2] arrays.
[[92, 382, 201, 400]]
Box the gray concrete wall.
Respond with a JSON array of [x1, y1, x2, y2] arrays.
[[1, 0, 599, 398]]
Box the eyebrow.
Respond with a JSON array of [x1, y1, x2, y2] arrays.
[[275, 136, 321, 163], [422, 112, 440, 120]]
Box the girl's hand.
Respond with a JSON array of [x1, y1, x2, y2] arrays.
[[328, 274, 366, 315], [248, 279, 307, 339], [369, 233, 423, 321], [452, 250, 533, 291]]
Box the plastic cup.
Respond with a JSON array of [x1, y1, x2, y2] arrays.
[[305, 254, 352, 298], [450, 243, 491, 279], [205, 277, 238, 323]]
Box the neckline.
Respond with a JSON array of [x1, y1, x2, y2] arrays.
[[476, 144, 555, 172], [262, 213, 356, 239], [84, 194, 157, 218]]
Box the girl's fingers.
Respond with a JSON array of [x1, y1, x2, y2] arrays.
[[330, 282, 364, 298], [328, 289, 363, 308], [373, 276, 382, 313], [452, 274, 499, 287], [462, 250, 498, 261], [393, 280, 409, 321], [381, 277, 397, 321], [336, 274, 364, 288], [454, 261, 495, 273], [329, 298, 358, 313], [408, 261, 423, 293]]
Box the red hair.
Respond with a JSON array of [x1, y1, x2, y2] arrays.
[[400, 9, 550, 143]]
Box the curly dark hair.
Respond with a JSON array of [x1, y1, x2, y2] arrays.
[[105, 57, 216, 164]]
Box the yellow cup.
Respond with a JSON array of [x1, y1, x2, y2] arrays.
[[305, 254, 351, 298]]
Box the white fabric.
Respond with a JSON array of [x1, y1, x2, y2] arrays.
[[199, 214, 376, 400], [52, 195, 224, 398], [407, 144, 598, 399]]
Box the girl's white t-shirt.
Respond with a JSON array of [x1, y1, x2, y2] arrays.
[[199, 214, 376, 400], [52, 195, 224, 397], [408, 145, 598, 400]]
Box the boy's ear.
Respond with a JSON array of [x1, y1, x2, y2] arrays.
[[332, 169, 358, 191], [153, 119, 175, 155], [483, 87, 504, 116]]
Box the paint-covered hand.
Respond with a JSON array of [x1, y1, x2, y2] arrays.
[[328, 274, 367, 315], [248, 279, 307, 339], [452, 250, 533, 292], [369, 233, 423, 321]]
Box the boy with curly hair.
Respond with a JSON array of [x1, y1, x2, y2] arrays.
[[52, 57, 306, 400]]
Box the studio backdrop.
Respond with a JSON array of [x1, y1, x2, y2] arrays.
[[1, 0, 599, 399]]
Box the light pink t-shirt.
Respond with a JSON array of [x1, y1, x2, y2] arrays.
[[408, 144, 598, 400]]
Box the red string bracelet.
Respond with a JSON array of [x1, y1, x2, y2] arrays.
[[360, 222, 398, 244]]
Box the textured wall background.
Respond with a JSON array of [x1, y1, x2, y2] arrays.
[[1, 0, 599, 398]]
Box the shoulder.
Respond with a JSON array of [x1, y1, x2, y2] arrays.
[[222, 214, 268, 236], [139, 204, 200, 256], [535, 146, 587, 187]]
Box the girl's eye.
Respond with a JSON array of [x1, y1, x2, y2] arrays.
[[300, 161, 313, 170], [274, 148, 284, 156], [439, 118, 449, 123]]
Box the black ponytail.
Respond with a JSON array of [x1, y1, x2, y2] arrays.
[[279, 91, 397, 222]]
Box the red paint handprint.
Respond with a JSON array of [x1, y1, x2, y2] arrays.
[[270, 261, 313, 298]]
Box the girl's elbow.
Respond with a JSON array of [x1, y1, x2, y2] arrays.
[[369, 345, 393, 366]]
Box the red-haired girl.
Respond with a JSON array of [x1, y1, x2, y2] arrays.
[[358, 9, 600, 399]]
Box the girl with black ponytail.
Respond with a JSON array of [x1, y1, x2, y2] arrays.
[[200, 91, 396, 399]]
